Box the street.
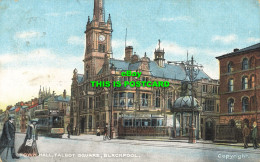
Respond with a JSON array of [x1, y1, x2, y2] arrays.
[[1, 133, 260, 162]]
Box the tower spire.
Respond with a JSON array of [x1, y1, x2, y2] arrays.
[[93, 0, 104, 22]]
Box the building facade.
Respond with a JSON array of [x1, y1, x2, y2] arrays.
[[216, 43, 260, 141], [196, 79, 220, 140], [70, 0, 217, 139]]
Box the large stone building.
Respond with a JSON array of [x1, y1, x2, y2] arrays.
[[70, 0, 218, 138], [216, 43, 260, 141]]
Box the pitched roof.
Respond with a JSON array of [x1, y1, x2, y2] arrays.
[[55, 95, 71, 102], [216, 43, 260, 59], [107, 58, 211, 81]]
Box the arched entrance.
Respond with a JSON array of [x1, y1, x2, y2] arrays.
[[81, 117, 86, 133], [205, 119, 214, 140]]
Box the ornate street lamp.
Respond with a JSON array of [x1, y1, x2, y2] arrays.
[[168, 55, 203, 143]]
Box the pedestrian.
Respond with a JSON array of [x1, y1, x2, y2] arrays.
[[18, 120, 39, 156], [67, 123, 71, 138], [242, 124, 250, 148], [104, 125, 108, 137], [252, 121, 259, 149], [0, 116, 20, 159], [96, 127, 100, 136]]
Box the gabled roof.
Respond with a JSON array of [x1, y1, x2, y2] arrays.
[[216, 43, 260, 60]]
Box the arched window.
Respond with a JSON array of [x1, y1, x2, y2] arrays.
[[242, 58, 249, 70], [227, 62, 233, 73], [249, 56, 255, 69], [242, 97, 249, 112], [249, 75, 256, 88], [242, 76, 248, 90], [155, 89, 160, 108], [228, 79, 234, 92], [228, 99, 234, 113]]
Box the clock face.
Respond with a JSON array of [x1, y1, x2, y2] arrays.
[[99, 35, 105, 42]]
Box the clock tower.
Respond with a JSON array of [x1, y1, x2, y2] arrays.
[[84, 0, 112, 80]]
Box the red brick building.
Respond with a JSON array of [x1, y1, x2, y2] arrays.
[[216, 43, 260, 140]]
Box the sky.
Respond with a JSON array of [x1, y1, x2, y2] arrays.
[[0, 0, 259, 110]]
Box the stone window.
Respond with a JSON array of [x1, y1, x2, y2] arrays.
[[242, 58, 249, 70], [119, 92, 126, 106], [203, 85, 207, 93], [228, 79, 234, 92], [141, 93, 150, 107], [249, 75, 256, 88], [155, 89, 160, 108], [204, 99, 215, 111], [89, 97, 93, 109], [113, 93, 118, 107], [242, 76, 248, 90], [228, 98, 234, 113], [242, 97, 249, 112], [167, 91, 173, 109], [98, 44, 106, 53], [227, 62, 233, 73], [128, 93, 134, 107]]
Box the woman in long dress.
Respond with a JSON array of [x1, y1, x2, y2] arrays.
[[18, 120, 39, 156]]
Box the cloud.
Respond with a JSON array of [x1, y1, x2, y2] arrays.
[[112, 39, 138, 49], [68, 36, 85, 46], [246, 37, 260, 43], [65, 11, 81, 16], [0, 49, 55, 65], [212, 34, 238, 44], [15, 31, 41, 39], [45, 11, 81, 17], [143, 41, 229, 79], [0, 48, 83, 109], [161, 16, 192, 22]]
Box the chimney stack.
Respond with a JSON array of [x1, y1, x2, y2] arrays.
[[124, 46, 133, 62], [233, 48, 239, 52]]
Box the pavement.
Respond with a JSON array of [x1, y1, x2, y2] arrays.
[[1, 133, 260, 162], [59, 134, 260, 155]]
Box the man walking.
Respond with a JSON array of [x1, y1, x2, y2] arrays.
[[67, 123, 71, 138], [0, 116, 20, 159], [242, 124, 250, 148], [252, 121, 259, 149]]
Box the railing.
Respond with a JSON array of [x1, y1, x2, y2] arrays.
[[215, 125, 236, 142]]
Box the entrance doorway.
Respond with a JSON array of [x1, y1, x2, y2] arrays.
[[81, 117, 85, 133], [205, 120, 214, 140]]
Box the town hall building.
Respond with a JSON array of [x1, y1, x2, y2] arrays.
[[70, 0, 219, 139]]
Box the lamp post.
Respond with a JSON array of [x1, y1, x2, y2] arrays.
[[109, 63, 117, 139], [168, 55, 203, 143]]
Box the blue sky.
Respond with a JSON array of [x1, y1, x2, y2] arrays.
[[0, 0, 259, 109]]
